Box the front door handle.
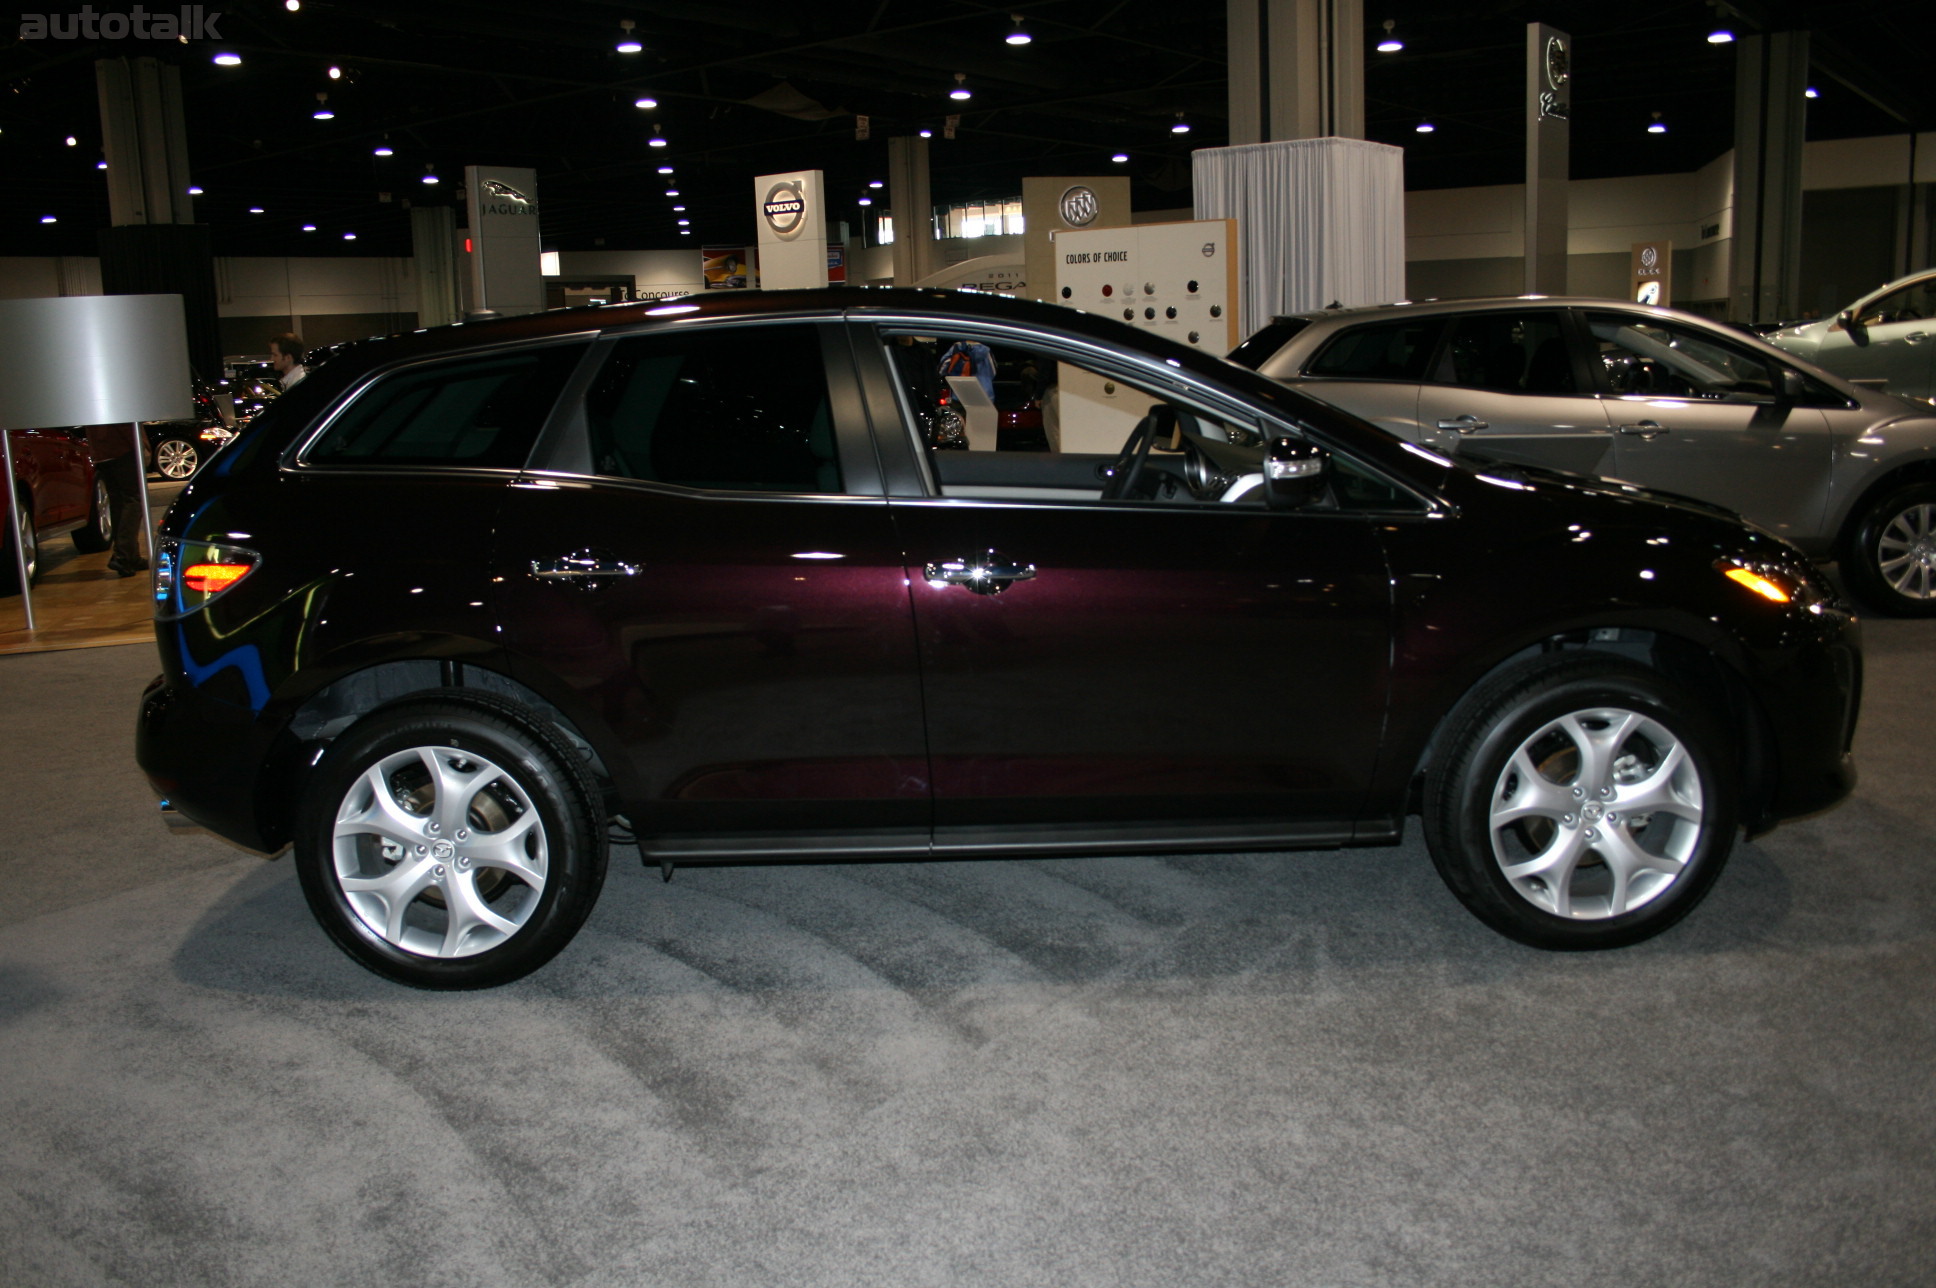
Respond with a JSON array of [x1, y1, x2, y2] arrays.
[[530, 550, 642, 585], [1617, 419, 1667, 439], [1906, 331, 1928, 344], [923, 552, 1036, 595], [1436, 414, 1488, 432]]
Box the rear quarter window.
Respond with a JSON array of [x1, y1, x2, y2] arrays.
[[303, 342, 588, 468], [1305, 318, 1445, 380]]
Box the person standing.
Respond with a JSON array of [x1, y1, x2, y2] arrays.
[[83, 424, 147, 576], [270, 332, 307, 389]]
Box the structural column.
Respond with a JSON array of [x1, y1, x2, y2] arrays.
[[1524, 24, 1572, 295], [1730, 32, 1809, 324], [887, 136, 938, 286], [94, 57, 221, 379], [1226, 0, 1364, 145]]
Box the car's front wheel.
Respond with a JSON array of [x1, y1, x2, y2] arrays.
[[71, 475, 114, 553], [293, 698, 608, 988], [1843, 481, 1936, 617], [1423, 657, 1736, 949], [153, 436, 200, 480], [1, 488, 38, 594]]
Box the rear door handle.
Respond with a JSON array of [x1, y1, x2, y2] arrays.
[[531, 550, 642, 585], [1907, 331, 1928, 344], [923, 552, 1036, 595], [1616, 420, 1667, 439], [1435, 414, 1488, 432]]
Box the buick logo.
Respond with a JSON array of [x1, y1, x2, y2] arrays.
[[1545, 35, 1569, 90], [763, 180, 809, 240], [1640, 245, 1659, 269], [1059, 185, 1099, 228]]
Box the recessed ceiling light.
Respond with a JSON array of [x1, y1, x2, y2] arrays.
[[1804, 86, 1819, 99], [40, 215, 57, 224], [187, 185, 204, 195], [343, 232, 357, 240], [676, 218, 689, 225], [96, 160, 107, 169], [212, 52, 241, 66], [327, 65, 341, 80], [672, 205, 685, 211], [248, 206, 265, 214], [919, 129, 933, 138], [301, 224, 316, 231], [65, 135, 77, 147], [1706, 28, 1734, 44], [1111, 152, 1128, 163], [665, 189, 680, 196], [657, 166, 674, 174]]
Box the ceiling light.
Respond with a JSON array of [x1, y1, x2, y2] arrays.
[[1706, 28, 1734, 44], [187, 185, 203, 195], [869, 180, 884, 189], [919, 128, 934, 138], [343, 232, 357, 240], [680, 229, 691, 235], [212, 52, 241, 66], [40, 215, 57, 224], [1647, 112, 1667, 134], [96, 159, 107, 169], [858, 197, 873, 206], [65, 135, 77, 147], [648, 126, 668, 147], [373, 143, 393, 156], [634, 96, 657, 109], [1376, 19, 1402, 53], [1804, 86, 1819, 99], [1111, 152, 1128, 163], [248, 206, 265, 214], [422, 164, 439, 184], [657, 165, 674, 174], [672, 205, 685, 211], [1415, 120, 1435, 133], [616, 19, 643, 54], [312, 92, 333, 120], [1006, 14, 1032, 45], [301, 224, 316, 231], [665, 189, 680, 196], [950, 73, 972, 101], [676, 219, 689, 226], [285, 0, 300, 10], [327, 65, 341, 80], [1171, 113, 1190, 134]]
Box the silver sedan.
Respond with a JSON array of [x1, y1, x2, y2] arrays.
[[1232, 296, 1936, 616], [1767, 269, 1936, 406]]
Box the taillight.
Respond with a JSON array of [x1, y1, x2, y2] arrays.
[[156, 539, 259, 618]]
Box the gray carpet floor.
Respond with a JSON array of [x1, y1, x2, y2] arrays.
[[3, 623, 1933, 1287]]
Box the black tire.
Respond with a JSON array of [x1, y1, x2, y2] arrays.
[[1842, 481, 1936, 617], [293, 697, 608, 988], [70, 475, 114, 553], [1, 488, 37, 595], [153, 436, 200, 480], [1422, 656, 1737, 950]]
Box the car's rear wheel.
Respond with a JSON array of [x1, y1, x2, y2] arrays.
[[71, 475, 114, 553], [1423, 656, 1736, 949], [154, 437, 200, 480], [1, 488, 38, 595], [293, 699, 608, 989], [1843, 482, 1936, 617]]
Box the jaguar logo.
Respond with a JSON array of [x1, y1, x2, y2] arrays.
[[763, 180, 809, 240], [1058, 185, 1099, 228], [481, 179, 531, 205]]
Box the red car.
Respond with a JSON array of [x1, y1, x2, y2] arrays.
[[3, 426, 112, 594]]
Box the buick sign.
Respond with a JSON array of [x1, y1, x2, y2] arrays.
[[763, 180, 809, 240], [1059, 185, 1099, 228]]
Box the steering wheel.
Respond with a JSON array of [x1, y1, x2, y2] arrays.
[[1100, 408, 1164, 501]]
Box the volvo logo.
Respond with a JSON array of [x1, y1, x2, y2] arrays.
[[763, 180, 809, 240], [1058, 185, 1099, 228]]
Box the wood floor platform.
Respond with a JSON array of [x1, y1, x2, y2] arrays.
[[0, 480, 181, 656]]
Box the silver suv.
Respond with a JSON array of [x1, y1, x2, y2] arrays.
[[1231, 297, 1936, 616], [1766, 269, 1936, 406]]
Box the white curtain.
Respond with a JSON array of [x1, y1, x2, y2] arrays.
[[1193, 138, 1405, 337]]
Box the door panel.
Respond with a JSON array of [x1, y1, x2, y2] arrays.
[[889, 499, 1392, 842], [1418, 311, 1614, 474]]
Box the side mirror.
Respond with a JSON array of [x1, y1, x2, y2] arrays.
[[1777, 368, 1810, 401], [1262, 436, 1326, 510], [1840, 309, 1868, 346]]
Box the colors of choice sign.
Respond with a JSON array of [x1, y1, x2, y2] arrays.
[[754, 170, 827, 289]]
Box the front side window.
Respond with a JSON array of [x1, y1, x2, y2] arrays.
[[1857, 278, 1936, 328], [583, 325, 840, 494], [1437, 312, 1575, 394], [1305, 317, 1445, 381], [1586, 312, 1779, 400], [305, 343, 587, 468]]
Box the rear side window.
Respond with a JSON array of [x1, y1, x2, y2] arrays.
[[1228, 318, 1311, 369], [1305, 318, 1444, 380], [306, 343, 587, 467], [1437, 312, 1575, 394], [583, 325, 841, 494]]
